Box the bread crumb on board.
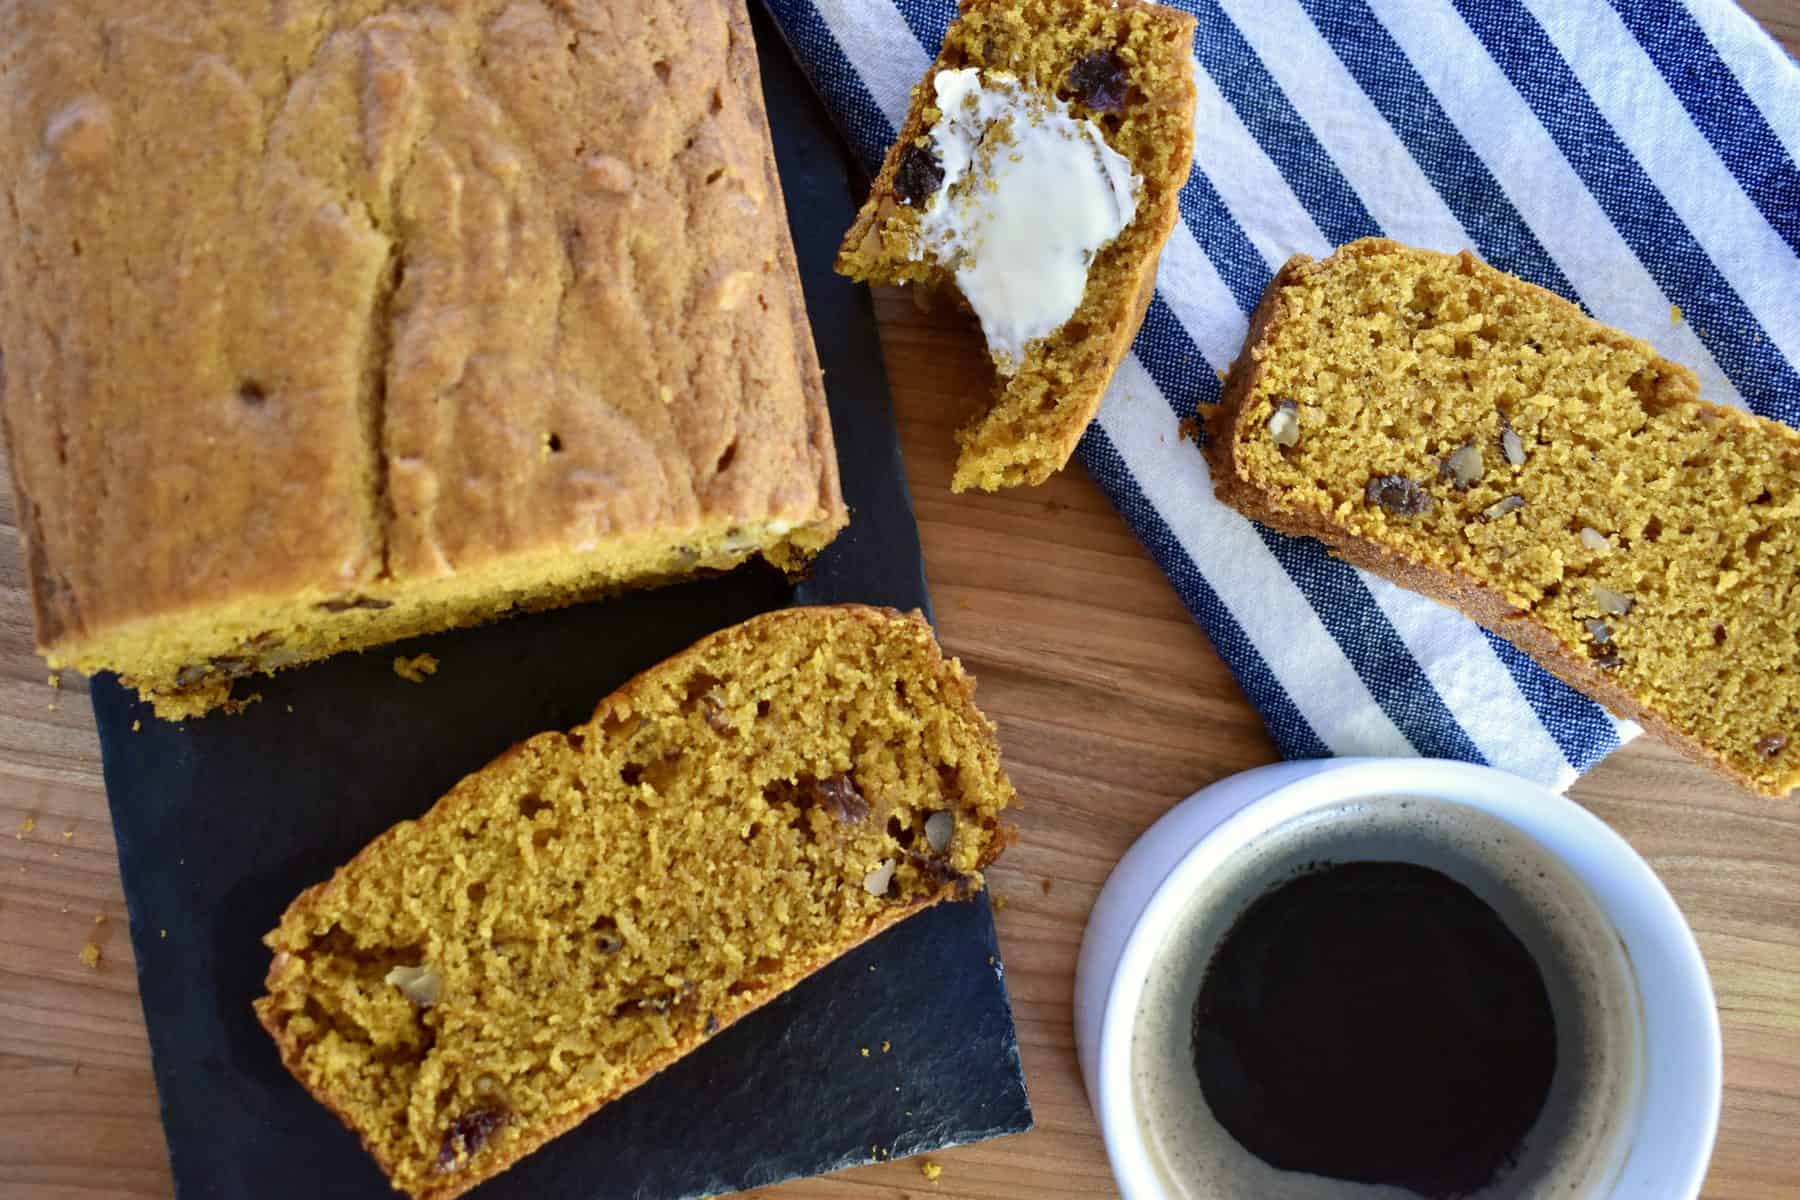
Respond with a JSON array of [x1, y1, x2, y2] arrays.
[[78, 943, 101, 969], [16, 816, 35, 839], [393, 653, 440, 684], [921, 1159, 943, 1182], [131, 719, 142, 732]]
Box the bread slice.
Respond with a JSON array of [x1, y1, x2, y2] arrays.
[[1207, 239, 1798, 799], [254, 605, 1016, 1199], [837, 0, 1196, 492], [2, 0, 844, 719]]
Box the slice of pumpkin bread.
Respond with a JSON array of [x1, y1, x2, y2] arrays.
[[255, 605, 1016, 1199], [1208, 239, 1798, 799], [837, 0, 1196, 492]]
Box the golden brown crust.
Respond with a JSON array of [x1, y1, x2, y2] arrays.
[[254, 604, 1014, 1197], [1, 0, 844, 710], [738, 12, 846, 539], [1208, 239, 1794, 799]]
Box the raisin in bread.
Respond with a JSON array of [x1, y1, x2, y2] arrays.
[[255, 605, 1016, 1198], [1, 0, 843, 719], [1207, 239, 1798, 799], [838, 0, 1196, 492]]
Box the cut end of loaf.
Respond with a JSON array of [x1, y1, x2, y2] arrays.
[[1208, 238, 1799, 798], [836, 0, 1196, 492], [46, 516, 841, 720], [252, 604, 1016, 1198]]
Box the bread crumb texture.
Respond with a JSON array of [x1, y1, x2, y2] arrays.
[[1211, 239, 1798, 798], [1, 0, 844, 718], [255, 606, 1017, 1199], [837, 0, 1196, 492]]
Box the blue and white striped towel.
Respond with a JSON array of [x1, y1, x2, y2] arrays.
[[763, 0, 1800, 791]]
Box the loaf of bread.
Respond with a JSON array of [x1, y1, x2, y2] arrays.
[[1207, 239, 1798, 799], [255, 605, 1016, 1198], [837, 0, 1196, 492], [0, 0, 845, 718]]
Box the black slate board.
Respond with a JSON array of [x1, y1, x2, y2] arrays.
[[90, 11, 1032, 1197]]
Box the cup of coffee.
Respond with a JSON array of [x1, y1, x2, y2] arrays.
[[1074, 759, 1720, 1199]]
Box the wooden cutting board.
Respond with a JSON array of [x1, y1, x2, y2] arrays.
[[3, 2, 1797, 1196]]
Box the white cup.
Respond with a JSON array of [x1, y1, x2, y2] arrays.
[[1073, 758, 1720, 1199]]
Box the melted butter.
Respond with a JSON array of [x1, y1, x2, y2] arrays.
[[914, 69, 1140, 374]]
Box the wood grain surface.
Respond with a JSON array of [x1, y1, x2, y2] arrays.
[[3, 7, 1798, 1197]]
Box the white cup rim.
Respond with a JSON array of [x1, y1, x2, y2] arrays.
[[1086, 757, 1721, 1199]]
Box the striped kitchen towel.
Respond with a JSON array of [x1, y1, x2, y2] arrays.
[[762, 0, 1800, 791]]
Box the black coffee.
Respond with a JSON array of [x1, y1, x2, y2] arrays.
[[1191, 860, 1557, 1199]]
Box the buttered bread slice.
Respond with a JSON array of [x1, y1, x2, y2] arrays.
[[255, 606, 1015, 1199], [1208, 239, 1798, 799], [838, 0, 1197, 492]]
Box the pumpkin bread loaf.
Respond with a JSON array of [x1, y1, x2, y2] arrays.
[[1207, 239, 1798, 799], [0, 0, 844, 719], [837, 0, 1197, 492], [255, 605, 1016, 1199]]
